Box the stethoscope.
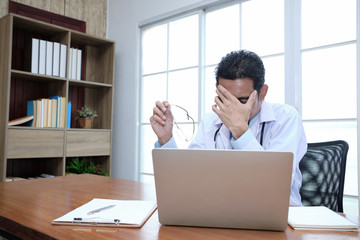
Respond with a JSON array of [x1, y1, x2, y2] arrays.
[[214, 122, 266, 148]]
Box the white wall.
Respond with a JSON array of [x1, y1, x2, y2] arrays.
[[108, 0, 204, 180]]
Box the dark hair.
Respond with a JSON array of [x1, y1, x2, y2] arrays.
[[215, 50, 265, 93]]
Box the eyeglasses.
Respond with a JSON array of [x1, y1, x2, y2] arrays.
[[237, 97, 249, 104], [172, 104, 195, 142]]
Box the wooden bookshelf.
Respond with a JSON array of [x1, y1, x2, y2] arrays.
[[0, 14, 115, 181]]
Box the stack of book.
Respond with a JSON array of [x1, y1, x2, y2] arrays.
[[68, 47, 82, 80], [31, 38, 67, 78], [31, 38, 82, 80], [26, 96, 71, 128], [6, 174, 55, 182], [288, 206, 358, 231]]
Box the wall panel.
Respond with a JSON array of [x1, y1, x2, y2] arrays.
[[65, 0, 106, 37], [0, 0, 106, 37], [0, 1, 8, 18]]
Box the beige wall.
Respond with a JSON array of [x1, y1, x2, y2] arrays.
[[0, 0, 107, 37], [0, 1, 8, 17]]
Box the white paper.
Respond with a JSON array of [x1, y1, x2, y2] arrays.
[[53, 198, 156, 227], [288, 206, 358, 231]]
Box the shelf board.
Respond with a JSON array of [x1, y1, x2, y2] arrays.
[[8, 126, 111, 132], [68, 79, 112, 88], [12, 14, 68, 36], [11, 69, 67, 83], [11, 70, 112, 88], [71, 30, 115, 46], [8, 126, 66, 131], [67, 128, 112, 132], [7, 127, 113, 134]]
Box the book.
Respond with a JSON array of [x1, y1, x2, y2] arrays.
[[68, 47, 73, 79], [60, 97, 66, 128], [5, 177, 26, 182], [50, 96, 61, 128], [46, 98, 52, 128], [39, 99, 43, 128], [59, 44, 67, 78], [35, 100, 42, 127], [51, 99, 57, 127], [27, 100, 35, 127], [52, 42, 60, 77], [42, 98, 48, 128], [39, 40, 46, 75], [46, 41, 53, 76], [71, 48, 77, 80], [67, 102, 71, 128], [52, 198, 157, 228], [26, 97, 69, 128], [8, 115, 34, 126], [288, 206, 358, 231], [40, 173, 55, 178], [31, 38, 39, 74], [76, 49, 82, 80]]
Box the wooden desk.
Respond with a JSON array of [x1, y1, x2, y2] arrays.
[[0, 174, 359, 240]]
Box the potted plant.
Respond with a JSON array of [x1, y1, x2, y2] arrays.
[[77, 106, 98, 129]]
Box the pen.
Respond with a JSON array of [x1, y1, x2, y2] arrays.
[[87, 204, 116, 215], [73, 218, 121, 224]]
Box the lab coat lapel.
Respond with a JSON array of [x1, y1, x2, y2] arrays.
[[250, 117, 261, 139], [249, 102, 276, 144], [217, 124, 232, 149]]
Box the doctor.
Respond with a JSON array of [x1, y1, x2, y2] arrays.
[[150, 50, 307, 206]]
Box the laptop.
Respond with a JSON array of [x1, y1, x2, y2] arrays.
[[152, 148, 293, 231]]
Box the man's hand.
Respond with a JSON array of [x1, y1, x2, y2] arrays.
[[150, 101, 174, 145], [212, 85, 257, 139]]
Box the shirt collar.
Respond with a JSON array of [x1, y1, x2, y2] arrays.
[[246, 101, 277, 127], [249, 111, 260, 128], [259, 101, 276, 123]]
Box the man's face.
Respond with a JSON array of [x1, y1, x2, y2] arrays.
[[217, 77, 265, 120]]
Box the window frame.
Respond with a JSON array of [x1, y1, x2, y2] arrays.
[[137, 0, 360, 213]]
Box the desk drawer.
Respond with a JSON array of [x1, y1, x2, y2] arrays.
[[66, 131, 111, 157], [7, 129, 64, 158]]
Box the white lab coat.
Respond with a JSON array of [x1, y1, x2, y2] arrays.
[[159, 101, 307, 206]]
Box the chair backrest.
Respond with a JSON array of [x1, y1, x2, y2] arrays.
[[299, 140, 349, 212]]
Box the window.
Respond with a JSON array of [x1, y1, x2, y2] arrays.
[[139, 0, 359, 205], [204, 5, 240, 113], [301, 0, 357, 197], [140, 14, 199, 181], [241, 0, 284, 104], [140, 1, 286, 182]]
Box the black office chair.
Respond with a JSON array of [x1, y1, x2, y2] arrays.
[[299, 140, 349, 213]]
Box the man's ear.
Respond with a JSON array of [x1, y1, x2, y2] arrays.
[[259, 84, 268, 102]]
